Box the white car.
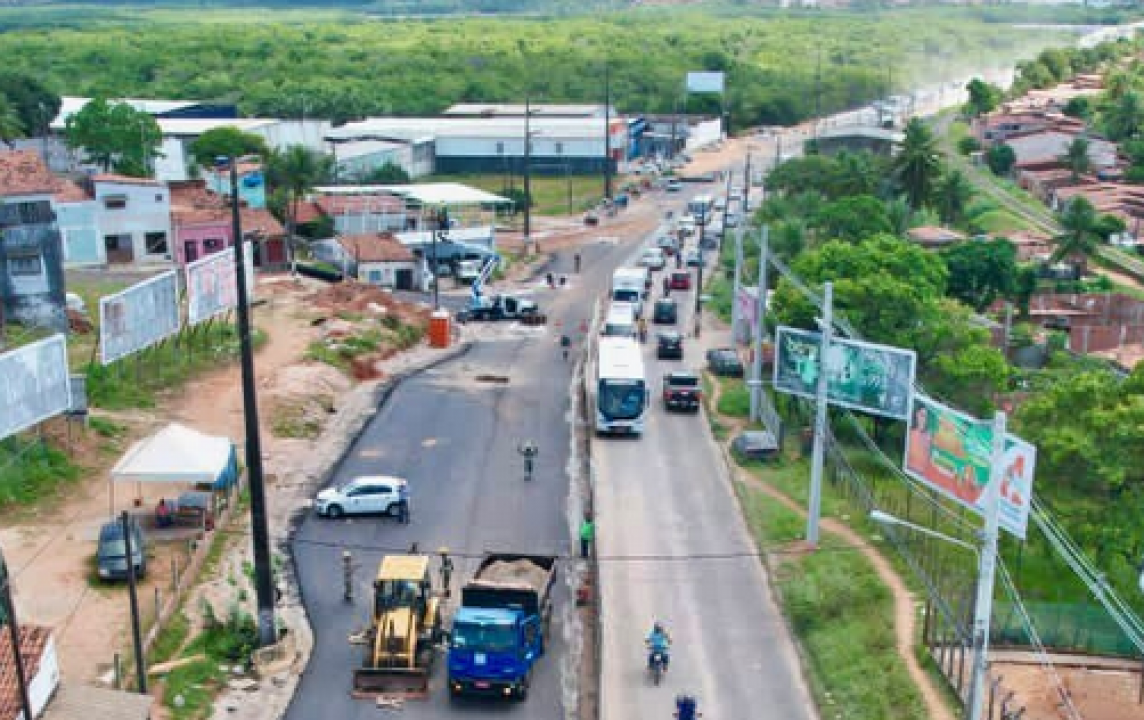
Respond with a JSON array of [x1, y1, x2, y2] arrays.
[[315, 475, 409, 519], [638, 248, 667, 270], [665, 179, 683, 192]]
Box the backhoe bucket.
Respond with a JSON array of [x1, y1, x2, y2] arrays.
[[352, 667, 429, 699]]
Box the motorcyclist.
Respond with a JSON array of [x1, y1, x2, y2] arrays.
[[645, 621, 671, 669], [637, 317, 649, 344], [674, 694, 701, 720]]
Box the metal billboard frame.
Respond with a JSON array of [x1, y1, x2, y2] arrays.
[[186, 242, 255, 326], [99, 270, 182, 365], [0, 334, 72, 441]]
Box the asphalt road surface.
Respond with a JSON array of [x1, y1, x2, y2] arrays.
[[594, 199, 816, 720], [286, 210, 668, 719]]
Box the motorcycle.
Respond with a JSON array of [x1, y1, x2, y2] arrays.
[[648, 649, 668, 685]]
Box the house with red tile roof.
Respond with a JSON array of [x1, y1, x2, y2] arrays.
[[169, 180, 286, 268], [0, 624, 60, 720], [336, 232, 422, 290], [0, 151, 67, 330], [906, 226, 965, 249]]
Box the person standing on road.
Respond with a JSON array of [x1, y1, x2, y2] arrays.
[[438, 547, 454, 597], [579, 514, 595, 558]]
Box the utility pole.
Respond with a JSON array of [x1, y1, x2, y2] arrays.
[[0, 548, 33, 720], [807, 281, 833, 547], [743, 152, 753, 215], [221, 156, 277, 648], [731, 226, 745, 343], [120, 512, 147, 693], [814, 44, 823, 142], [694, 210, 708, 337], [966, 412, 1005, 720], [432, 204, 445, 310], [604, 60, 613, 201], [523, 94, 533, 254], [749, 226, 769, 423]]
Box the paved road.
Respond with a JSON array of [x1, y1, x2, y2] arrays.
[[594, 196, 816, 720], [286, 211, 666, 719]]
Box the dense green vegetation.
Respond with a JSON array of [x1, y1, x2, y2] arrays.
[[0, 7, 1074, 129]]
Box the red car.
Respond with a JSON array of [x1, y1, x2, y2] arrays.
[[669, 270, 691, 290]]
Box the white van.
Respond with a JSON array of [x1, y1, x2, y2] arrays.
[[602, 303, 637, 338], [612, 267, 648, 317]]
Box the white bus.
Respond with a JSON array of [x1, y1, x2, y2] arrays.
[[602, 303, 637, 338], [687, 194, 715, 223], [595, 337, 649, 436]]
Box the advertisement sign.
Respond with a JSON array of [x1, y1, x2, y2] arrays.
[[0, 334, 72, 441], [186, 242, 255, 326], [773, 326, 916, 420], [99, 270, 181, 365], [686, 71, 726, 94], [736, 286, 758, 330], [904, 394, 1035, 539]]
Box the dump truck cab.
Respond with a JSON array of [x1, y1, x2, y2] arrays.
[[353, 554, 441, 698], [448, 606, 543, 698]]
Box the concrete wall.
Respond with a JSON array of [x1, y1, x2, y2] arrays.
[[94, 181, 173, 264], [24, 634, 60, 720], [173, 220, 231, 265], [54, 199, 104, 267], [0, 195, 67, 331]]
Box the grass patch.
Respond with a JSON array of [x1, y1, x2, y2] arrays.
[[150, 610, 192, 667], [88, 416, 127, 438], [736, 482, 930, 720], [0, 436, 82, 510], [269, 403, 321, 439], [424, 173, 622, 217], [306, 327, 383, 370], [85, 322, 266, 411], [715, 378, 750, 418]]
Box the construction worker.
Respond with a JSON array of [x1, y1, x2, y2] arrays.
[[342, 550, 354, 602], [579, 514, 595, 559], [439, 547, 454, 597]]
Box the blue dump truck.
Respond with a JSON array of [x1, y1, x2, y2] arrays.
[[446, 553, 557, 700]]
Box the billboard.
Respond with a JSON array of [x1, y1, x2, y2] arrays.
[[99, 270, 181, 365], [686, 71, 726, 94], [0, 334, 72, 441], [773, 326, 916, 420], [736, 286, 759, 330], [903, 394, 1035, 539], [186, 242, 255, 326]]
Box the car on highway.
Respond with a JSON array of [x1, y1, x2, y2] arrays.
[[669, 270, 691, 290], [662, 370, 702, 412], [700, 232, 720, 251], [685, 250, 705, 268], [639, 247, 667, 271], [666, 179, 683, 192], [656, 331, 684, 360], [315, 475, 410, 519], [657, 236, 678, 255], [652, 297, 678, 324], [714, 196, 727, 211], [706, 347, 744, 377]]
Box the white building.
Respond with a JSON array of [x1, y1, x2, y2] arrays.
[[93, 174, 173, 264], [331, 139, 434, 182], [152, 118, 331, 183]]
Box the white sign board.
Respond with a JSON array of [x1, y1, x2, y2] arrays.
[[686, 71, 726, 94], [186, 242, 255, 326], [99, 270, 182, 365], [0, 334, 72, 440]]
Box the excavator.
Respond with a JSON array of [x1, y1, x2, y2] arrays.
[[352, 554, 443, 698]]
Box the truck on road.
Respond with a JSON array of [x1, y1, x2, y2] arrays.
[[446, 553, 557, 700]]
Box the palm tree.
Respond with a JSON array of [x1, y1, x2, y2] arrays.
[[933, 170, 974, 226], [267, 145, 334, 272], [1060, 137, 1092, 180], [1051, 197, 1102, 275], [0, 96, 24, 148], [894, 118, 942, 210]]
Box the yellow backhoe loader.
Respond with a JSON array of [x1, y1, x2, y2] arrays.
[[352, 554, 442, 698]]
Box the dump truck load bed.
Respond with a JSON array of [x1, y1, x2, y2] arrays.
[[478, 558, 551, 593], [462, 553, 557, 615]]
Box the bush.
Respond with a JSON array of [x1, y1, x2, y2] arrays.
[[957, 136, 981, 155]]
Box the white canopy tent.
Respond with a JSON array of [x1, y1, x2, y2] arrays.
[[109, 423, 238, 515]]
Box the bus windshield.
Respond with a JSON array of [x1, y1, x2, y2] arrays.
[[598, 379, 646, 420], [613, 289, 640, 303]]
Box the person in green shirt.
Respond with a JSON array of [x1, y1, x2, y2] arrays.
[[579, 514, 595, 559]]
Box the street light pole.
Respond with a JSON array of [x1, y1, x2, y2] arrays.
[[604, 59, 613, 201], [749, 225, 769, 423], [523, 94, 532, 254], [806, 281, 833, 547], [222, 156, 277, 648], [0, 548, 33, 720], [433, 204, 445, 311]]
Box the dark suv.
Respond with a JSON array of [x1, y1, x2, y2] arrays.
[[662, 371, 702, 412], [656, 331, 684, 359], [706, 348, 744, 377], [653, 298, 678, 324], [96, 518, 147, 582]]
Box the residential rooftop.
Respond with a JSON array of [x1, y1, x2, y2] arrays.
[[0, 150, 57, 197]]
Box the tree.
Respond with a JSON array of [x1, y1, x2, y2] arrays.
[[0, 73, 60, 138], [1100, 91, 1144, 142], [933, 169, 974, 226], [929, 343, 1010, 418], [957, 136, 981, 155], [189, 126, 270, 168], [940, 239, 1017, 312], [1013, 265, 1038, 317], [1062, 96, 1092, 120], [1051, 197, 1102, 273], [0, 96, 23, 147], [894, 118, 941, 210], [964, 78, 1001, 117], [359, 161, 411, 185], [63, 98, 162, 175], [985, 143, 1016, 176], [814, 195, 891, 243], [771, 218, 807, 261], [266, 145, 334, 269], [1095, 213, 1127, 241], [1060, 137, 1091, 180]]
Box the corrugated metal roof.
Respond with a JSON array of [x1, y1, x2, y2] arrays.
[[314, 183, 510, 206]]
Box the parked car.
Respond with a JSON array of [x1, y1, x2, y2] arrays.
[[653, 298, 678, 324], [96, 518, 147, 581], [639, 247, 667, 271], [669, 270, 692, 291], [699, 233, 720, 251], [666, 179, 683, 192], [724, 212, 741, 228], [706, 347, 744, 377], [685, 250, 705, 268], [714, 196, 728, 211], [315, 475, 410, 519], [656, 331, 684, 360], [731, 430, 780, 461]]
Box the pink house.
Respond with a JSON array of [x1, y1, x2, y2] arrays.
[[169, 181, 286, 268]]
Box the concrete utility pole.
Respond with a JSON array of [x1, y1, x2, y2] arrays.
[[743, 153, 753, 214], [524, 94, 533, 254], [966, 412, 1006, 720], [604, 61, 613, 201], [806, 281, 833, 547], [0, 548, 33, 720], [749, 226, 769, 423], [731, 226, 745, 342]]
